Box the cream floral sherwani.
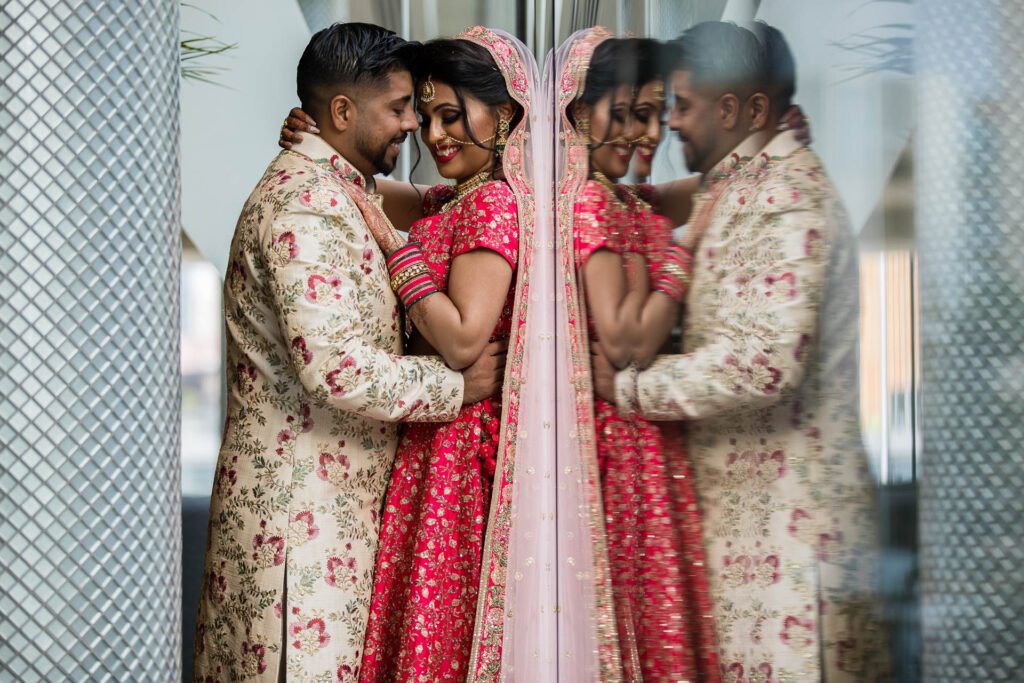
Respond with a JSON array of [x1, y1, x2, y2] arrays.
[[194, 135, 463, 682], [618, 131, 886, 682]]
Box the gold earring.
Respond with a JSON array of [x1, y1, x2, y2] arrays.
[[495, 118, 509, 155], [577, 117, 590, 139]]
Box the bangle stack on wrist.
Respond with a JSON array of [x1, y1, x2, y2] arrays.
[[387, 242, 438, 309], [652, 244, 693, 303]]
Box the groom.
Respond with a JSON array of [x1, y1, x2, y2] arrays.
[[193, 23, 503, 682], [596, 21, 885, 681]]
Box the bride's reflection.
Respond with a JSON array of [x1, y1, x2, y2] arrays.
[[559, 31, 718, 681]]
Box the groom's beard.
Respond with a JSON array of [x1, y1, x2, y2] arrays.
[[357, 130, 407, 176]]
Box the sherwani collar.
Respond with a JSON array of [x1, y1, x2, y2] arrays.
[[289, 133, 377, 193], [749, 129, 804, 172], [701, 133, 764, 188]]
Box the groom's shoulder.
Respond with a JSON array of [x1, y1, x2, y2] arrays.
[[769, 146, 853, 239], [778, 145, 831, 190], [758, 145, 839, 208], [255, 149, 334, 193], [244, 150, 357, 215]]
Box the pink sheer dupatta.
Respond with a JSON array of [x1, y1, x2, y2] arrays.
[[458, 27, 556, 682], [550, 27, 624, 683], [462, 26, 622, 682]]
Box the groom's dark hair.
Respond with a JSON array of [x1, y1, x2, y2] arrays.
[[752, 22, 797, 109], [297, 22, 419, 115], [672, 22, 762, 100]]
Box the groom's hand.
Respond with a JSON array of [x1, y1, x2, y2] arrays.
[[461, 340, 507, 405], [591, 341, 617, 403]]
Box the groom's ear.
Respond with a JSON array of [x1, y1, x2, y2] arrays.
[[329, 94, 356, 132], [716, 92, 741, 131], [747, 92, 771, 133]]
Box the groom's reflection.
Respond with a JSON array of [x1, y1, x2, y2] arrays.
[[594, 21, 887, 681]]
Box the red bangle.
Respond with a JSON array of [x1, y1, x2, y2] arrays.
[[653, 244, 693, 303], [386, 242, 440, 309]]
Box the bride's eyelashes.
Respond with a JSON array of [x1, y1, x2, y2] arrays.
[[441, 110, 462, 125], [418, 109, 464, 127], [634, 109, 651, 125]]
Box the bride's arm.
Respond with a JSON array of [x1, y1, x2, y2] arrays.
[[279, 108, 429, 230], [404, 251, 513, 370], [349, 184, 515, 371], [588, 250, 683, 371], [648, 175, 700, 227], [630, 278, 681, 369], [582, 250, 650, 369]]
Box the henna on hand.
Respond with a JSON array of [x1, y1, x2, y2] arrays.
[[278, 107, 319, 150]]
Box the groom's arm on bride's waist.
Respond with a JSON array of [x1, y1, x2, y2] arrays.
[[260, 189, 463, 423], [616, 195, 831, 422]]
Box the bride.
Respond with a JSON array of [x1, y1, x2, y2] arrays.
[[282, 26, 539, 682]]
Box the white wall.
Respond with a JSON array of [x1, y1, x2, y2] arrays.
[[180, 0, 311, 275]]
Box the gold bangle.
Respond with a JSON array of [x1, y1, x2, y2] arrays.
[[389, 261, 430, 292], [659, 261, 691, 288]]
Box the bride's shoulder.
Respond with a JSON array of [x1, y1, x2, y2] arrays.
[[580, 178, 613, 198], [575, 179, 615, 212], [460, 180, 517, 212]]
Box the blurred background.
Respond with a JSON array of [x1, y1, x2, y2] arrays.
[[3, 0, 1022, 681]]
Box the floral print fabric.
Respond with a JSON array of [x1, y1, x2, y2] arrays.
[[626, 132, 887, 682], [193, 135, 463, 683]]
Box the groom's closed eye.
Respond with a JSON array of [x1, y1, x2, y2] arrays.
[[389, 96, 413, 116]]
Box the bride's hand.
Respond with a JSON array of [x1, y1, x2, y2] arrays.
[[343, 183, 405, 256], [279, 107, 319, 150], [779, 105, 811, 146]]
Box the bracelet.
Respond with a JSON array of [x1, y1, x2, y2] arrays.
[[386, 242, 440, 309], [389, 261, 430, 292], [652, 244, 693, 303]]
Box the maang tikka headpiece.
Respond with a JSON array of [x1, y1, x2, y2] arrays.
[[420, 76, 436, 104]]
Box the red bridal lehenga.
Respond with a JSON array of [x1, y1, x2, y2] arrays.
[[357, 181, 517, 683], [557, 28, 721, 683], [358, 27, 539, 683]]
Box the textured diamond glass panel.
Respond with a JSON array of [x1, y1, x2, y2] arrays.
[[0, 1, 181, 681], [917, 1, 1024, 680]]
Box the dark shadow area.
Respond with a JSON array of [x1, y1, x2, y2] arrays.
[[182, 495, 210, 683], [879, 482, 921, 682]]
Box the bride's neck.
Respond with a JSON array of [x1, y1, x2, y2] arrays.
[[456, 162, 501, 186]]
